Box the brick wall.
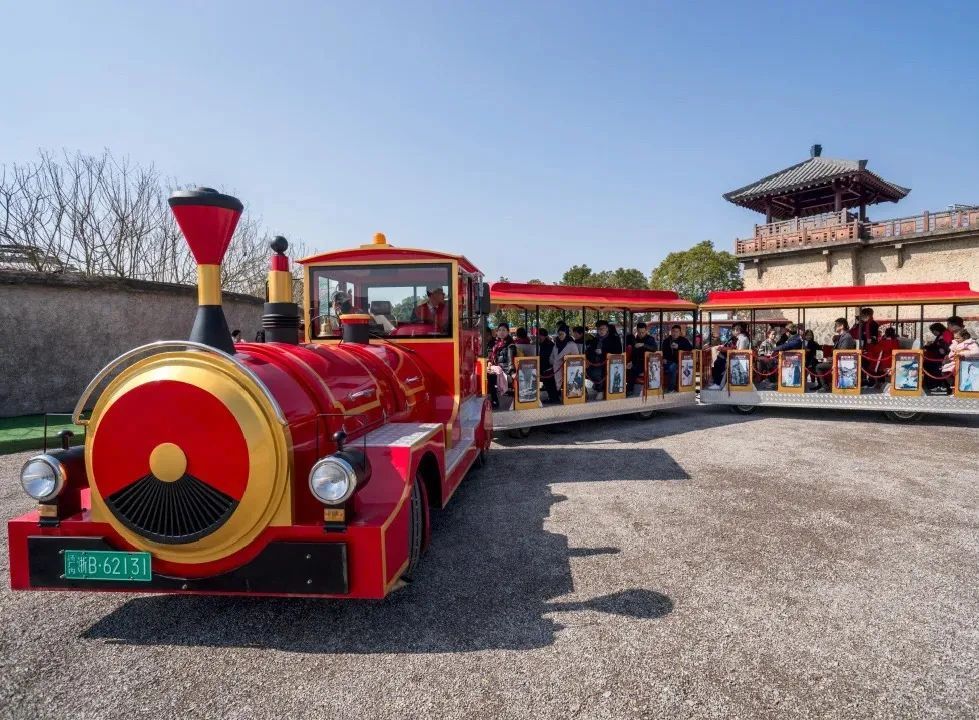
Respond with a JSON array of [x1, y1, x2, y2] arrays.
[[0, 271, 264, 417]]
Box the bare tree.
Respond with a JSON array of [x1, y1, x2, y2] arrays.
[[0, 149, 306, 296]]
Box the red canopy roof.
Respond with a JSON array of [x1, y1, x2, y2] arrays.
[[490, 282, 697, 311], [701, 282, 979, 309]]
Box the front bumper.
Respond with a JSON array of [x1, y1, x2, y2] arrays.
[[23, 536, 348, 595]]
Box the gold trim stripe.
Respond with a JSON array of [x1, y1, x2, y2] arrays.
[[197, 264, 222, 305]]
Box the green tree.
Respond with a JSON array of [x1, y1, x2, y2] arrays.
[[649, 240, 742, 303], [560, 264, 596, 286]]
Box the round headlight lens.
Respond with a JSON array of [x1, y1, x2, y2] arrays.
[[309, 457, 357, 505], [21, 456, 64, 501]]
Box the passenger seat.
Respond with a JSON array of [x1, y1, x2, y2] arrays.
[[369, 300, 398, 333]]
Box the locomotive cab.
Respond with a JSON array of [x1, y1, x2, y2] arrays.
[[301, 232, 490, 451]]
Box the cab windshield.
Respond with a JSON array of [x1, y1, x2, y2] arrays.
[[310, 263, 453, 339]]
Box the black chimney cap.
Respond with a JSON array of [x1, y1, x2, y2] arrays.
[[810, 144, 822, 158], [270, 236, 289, 254], [168, 187, 244, 212]]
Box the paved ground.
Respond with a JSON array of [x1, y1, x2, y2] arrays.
[[2, 406, 978, 719]]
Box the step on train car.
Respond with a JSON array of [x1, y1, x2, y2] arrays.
[[487, 282, 699, 434], [9, 188, 491, 599], [698, 282, 979, 421]]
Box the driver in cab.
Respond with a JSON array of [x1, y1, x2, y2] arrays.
[[412, 286, 450, 332]]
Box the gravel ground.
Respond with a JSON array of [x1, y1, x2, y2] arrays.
[[2, 406, 978, 720]]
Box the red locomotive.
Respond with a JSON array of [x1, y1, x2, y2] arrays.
[[8, 188, 492, 598]]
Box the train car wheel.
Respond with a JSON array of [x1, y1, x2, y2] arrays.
[[884, 410, 921, 423], [507, 427, 532, 439], [403, 477, 426, 582], [731, 405, 757, 415], [474, 446, 489, 468], [635, 409, 655, 420]]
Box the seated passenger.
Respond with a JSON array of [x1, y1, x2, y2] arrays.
[[772, 322, 803, 353], [707, 322, 749, 390], [945, 315, 963, 345], [585, 320, 622, 396], [411, 286, 450, 332], [660, 324, 692, 392], [942, 328, 979, 375], [625, 322, 657, 392], [755, 328, 779, 379], [802, 329, 820, 371], [850, 307, 880, 346], [487, 323, 515, 408], [513, 327, 534, 357], [571, 325, 588, 351], [865, 327, 901, 388], [551, 325, 579, 400], [814, 318, 856, 391], [770, 324, 788, 346], [924, 323, 951, 392], [537, 328, 559, 403]]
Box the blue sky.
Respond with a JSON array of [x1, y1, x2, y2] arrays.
[[4, 1, 978, 282]]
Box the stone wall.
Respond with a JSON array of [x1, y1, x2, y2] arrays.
[[0, 271, 264, 417], [743, 233, 979, 292], [738, 233, 979, 343]]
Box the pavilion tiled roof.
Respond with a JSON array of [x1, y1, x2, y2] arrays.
[[723, 154, 910, 217]]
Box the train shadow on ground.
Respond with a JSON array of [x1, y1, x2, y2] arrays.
[[81, 448, 683, 654]]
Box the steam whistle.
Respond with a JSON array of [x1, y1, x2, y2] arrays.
[[167, 187, 244, 354]]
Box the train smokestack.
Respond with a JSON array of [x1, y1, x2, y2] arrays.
[[167, 187, 244, 354], [263, 236, 300, 344]]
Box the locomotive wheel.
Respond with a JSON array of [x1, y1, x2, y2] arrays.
[[403, 476, 427, 582], [884, 410, 921, 423], [731, 405, 757, 415]]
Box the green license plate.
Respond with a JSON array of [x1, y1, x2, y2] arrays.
[[63, 550, 152, 582]]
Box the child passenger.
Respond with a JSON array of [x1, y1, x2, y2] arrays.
[[942, 329, 979, 374]]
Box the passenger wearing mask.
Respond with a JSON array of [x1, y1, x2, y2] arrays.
[[814, 318, 856, 391], [537, 328, 559, 403], [551, 324, 579, 399], [661, 324, 693, 392], [585, 320, 622, 395]]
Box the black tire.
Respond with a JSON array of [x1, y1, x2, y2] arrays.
[[403, 478, 426, 581], [635, 409, 655, 420], [518, 427, 531, 438], [731, 404, 757, 415], [507, 427, 532, 439], [884, 410, 921, 423], [474, 446, 489, 468]]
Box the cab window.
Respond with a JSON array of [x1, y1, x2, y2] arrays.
[[310, 263, 453, 338]]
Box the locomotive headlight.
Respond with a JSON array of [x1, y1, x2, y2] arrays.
[[309, 456, 358, 505], [21, 455, 66, 502]]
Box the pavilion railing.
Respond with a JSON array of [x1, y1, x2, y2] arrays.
[[735, 206, 979, 255]]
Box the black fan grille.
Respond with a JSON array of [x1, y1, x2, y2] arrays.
[[105, 474, 238, 545]]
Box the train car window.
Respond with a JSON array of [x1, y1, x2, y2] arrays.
[[310, 263, 453, 338]]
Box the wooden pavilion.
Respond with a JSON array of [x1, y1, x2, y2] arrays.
[[724, 144, 910, 223]]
